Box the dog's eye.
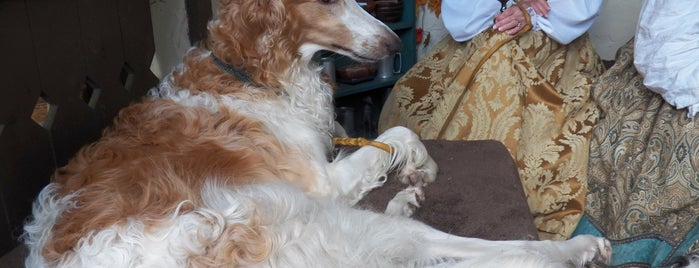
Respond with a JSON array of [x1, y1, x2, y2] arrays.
[[319, 0, 337, 4]]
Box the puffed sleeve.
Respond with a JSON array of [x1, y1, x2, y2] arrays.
[[536, 0, 603, 44], [441, 0, 603, 44], [441, 0, 501, 42], [634, 0, 699, 117]]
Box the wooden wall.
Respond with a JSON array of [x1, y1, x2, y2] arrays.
[[0, 0, 159, 255]]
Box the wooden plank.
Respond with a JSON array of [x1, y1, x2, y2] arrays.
[[118, 0, 159, 98], [79, 0, 124, 80], [0, 0, 53, 255], [77, 0, 130, 128], [119, 0, 158, 117], [26, 0, 86, 105], [0, 189, 12, 255], [26, 0, 101, 167], [0, 0, 159, 255], [0, 119, 53, 254], [0, 0, 43, 123], [185, 0, 212, 45]]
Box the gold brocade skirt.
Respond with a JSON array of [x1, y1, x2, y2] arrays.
[[379, 28, 604, 240]]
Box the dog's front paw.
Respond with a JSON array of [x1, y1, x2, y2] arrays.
[[566, 235, 612, 267], [385, 186, 423, 217], [376, 126, 438, 187], [396, 155, 437, 187]]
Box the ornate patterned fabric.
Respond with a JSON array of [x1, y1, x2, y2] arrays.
[[573, 39, 699, 267], [379, 28, 604, 240]]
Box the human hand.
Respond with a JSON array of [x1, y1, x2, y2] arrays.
[[517, 0, 550, 17], [493, 5, 527, 35]]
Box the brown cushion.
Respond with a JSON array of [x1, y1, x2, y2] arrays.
[[358, 140, 539, 241]]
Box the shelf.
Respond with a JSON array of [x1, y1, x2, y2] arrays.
[[334, 75, 401, 98], [386, 21, 413, 31], [333, 0, 415, 100]]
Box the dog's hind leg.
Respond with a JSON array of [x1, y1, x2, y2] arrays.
[[420, 232, 611, 267], [384, 185, 423, 216], [397, 220, 611, 268], [252, 183, 609, 268]]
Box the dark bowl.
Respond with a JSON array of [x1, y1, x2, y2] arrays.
[[375, 14, 402, 23], [375, 6, 403, 13], [374, 0, 403, 8]]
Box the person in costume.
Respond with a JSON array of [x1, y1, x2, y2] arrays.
[[379, 0, 604, 240], [573, 0, 699, 266]]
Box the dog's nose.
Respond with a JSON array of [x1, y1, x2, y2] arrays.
[[385, 37, 402, 55]]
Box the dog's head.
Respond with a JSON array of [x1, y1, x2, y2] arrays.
[[208, 0, 401, 86], [288, 0, 403, 62]]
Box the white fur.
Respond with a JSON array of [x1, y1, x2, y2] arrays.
[[26, 182, 610, 268], [23, 185, 80, 268]]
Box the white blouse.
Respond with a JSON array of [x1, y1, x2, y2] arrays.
[[441, 0, 603, 45], [634, 0, 699, 117]]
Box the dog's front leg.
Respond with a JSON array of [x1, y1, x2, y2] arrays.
[[328, 143, 392, 205], [328, 126, 438, 207], [375, 126, 438, 188]]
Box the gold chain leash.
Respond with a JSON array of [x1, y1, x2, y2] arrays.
[[332, 137, 393, 154]]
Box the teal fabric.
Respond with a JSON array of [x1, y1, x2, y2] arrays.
[[574, 217, 688, 267]]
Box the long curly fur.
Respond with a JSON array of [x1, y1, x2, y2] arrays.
[[22, 0, 406, 266], [22, 0, 612, 267]]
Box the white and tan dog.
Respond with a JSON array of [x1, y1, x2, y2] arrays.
[[23, 0, 610, 267]]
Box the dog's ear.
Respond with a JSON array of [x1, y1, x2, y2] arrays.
[[216, 0, 285, 40], [209, 0, 294, 87], [242, 0, 286, 37], [230, 0, 288, 58]]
